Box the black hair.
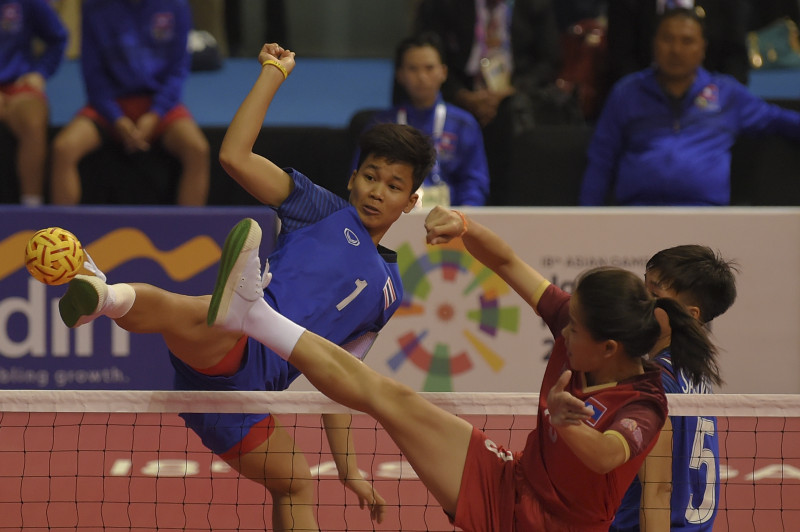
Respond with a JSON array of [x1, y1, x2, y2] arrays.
[[391, 32, 447, 105], [646, 245, 738, 323], [656, 7, 707, 40], [356, 123, 435, 191], [575, 267, 720, 387], [393, 32, 447, 70]]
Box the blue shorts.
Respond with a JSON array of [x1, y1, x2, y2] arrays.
[[170, 337, 302, 455]]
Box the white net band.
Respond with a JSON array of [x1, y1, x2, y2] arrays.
[[1, 390, 799, 416]]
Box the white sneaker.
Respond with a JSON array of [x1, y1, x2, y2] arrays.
[[207, 218, 266, 331], [59, 274, 108, 328]]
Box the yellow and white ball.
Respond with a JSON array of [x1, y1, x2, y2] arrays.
[[25, 227, 85, 285]]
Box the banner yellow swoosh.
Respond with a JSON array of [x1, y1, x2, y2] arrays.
[[2, 228, 221, 282]]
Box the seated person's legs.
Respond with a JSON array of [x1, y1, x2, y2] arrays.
[[160, 117, 210, 206], [50, 115, 103, 205], [4, 90, 49, 205], [53, 97, 208, 206]]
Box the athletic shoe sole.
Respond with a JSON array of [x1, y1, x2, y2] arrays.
[[207, 218, 262, 327], [59, 275, 105, 328]]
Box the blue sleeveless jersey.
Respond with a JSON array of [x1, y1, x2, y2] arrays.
[[611, 349, 720, 531], [173, 170, 404, 453]]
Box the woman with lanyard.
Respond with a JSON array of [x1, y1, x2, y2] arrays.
[[352, 32, 490, 207]]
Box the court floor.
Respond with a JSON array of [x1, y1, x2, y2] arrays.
[[0, 413, 798, 531]]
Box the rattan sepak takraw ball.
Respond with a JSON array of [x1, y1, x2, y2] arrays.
[[25, 227, 85, 285]]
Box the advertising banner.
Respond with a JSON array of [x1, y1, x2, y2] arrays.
[[0, 207, 276, 390], [295, 207, 800, 395], [3, 207, 798, 394]]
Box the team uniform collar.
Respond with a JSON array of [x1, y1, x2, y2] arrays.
[[643, 65, 713, 102]]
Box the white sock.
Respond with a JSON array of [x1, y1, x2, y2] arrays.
[[103, 283, 136, 319], [242, 298, 306, 360], [21, 194, 43, 207]]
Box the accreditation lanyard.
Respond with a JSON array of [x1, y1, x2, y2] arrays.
[[397, 102, 446, 184], [474, 0, 513, 61]]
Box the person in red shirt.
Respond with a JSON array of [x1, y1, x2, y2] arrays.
[[208, 205, 717, 531]]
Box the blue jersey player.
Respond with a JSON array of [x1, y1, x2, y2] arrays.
[[55, 43, 435, 530], [611, 245, 738, 531]]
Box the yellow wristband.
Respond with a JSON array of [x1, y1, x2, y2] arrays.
[[261, 59, 288, 79], [453, 210, 468, 238]]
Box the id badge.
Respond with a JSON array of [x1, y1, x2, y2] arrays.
[[421, 181, 451, 208]]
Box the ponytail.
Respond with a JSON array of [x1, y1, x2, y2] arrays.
[[575, 267, 721, 388], [656, 297, 721, 387]]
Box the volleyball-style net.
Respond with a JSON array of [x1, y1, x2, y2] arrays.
[[0, 391, 798, 532]]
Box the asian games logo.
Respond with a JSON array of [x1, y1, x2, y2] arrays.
[[389, 238, 521, 391]]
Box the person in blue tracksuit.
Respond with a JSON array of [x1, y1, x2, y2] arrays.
[[0, 0, 67, 206], [611, 244, 738, 531], [50, 0, 209, 206], [580, 7, 800, 206], [352, 32, 490, 206], [52, 43, 435, 530]]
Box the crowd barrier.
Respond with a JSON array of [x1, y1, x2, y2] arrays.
[[3, 123, 799, 207]]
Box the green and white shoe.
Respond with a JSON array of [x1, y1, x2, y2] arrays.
[[59, 274, 108, 328], [207, 218, 265, 331]]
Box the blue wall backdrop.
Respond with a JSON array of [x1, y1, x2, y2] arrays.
[[46, 58, 395, 128]]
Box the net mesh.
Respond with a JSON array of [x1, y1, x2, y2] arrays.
[[0, 391, 798, 531]]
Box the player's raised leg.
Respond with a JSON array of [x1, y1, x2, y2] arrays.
[[290, 330, 472, 516], [58, 274, 242, 369]]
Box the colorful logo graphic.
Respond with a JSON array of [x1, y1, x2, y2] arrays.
[[389, 239, 521, 391]]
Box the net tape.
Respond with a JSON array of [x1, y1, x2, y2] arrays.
[[1, 390, 798, 417]]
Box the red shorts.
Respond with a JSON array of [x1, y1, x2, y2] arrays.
[[218, 415, 276, 460], [0, 83, 46, 100], [78, 95, 193, 140], [453, 427, 518, 532], [455, 428, 601, 532]]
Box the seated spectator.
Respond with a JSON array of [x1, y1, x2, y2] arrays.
[[414, 0, 568, 205], [579, 8, 800, 206], [50, 0, 209, 206], [353, 33, 489, 207], [0, 0, 67, 206], [415, 0, 561, 126], [607, 0, 750, 87]]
